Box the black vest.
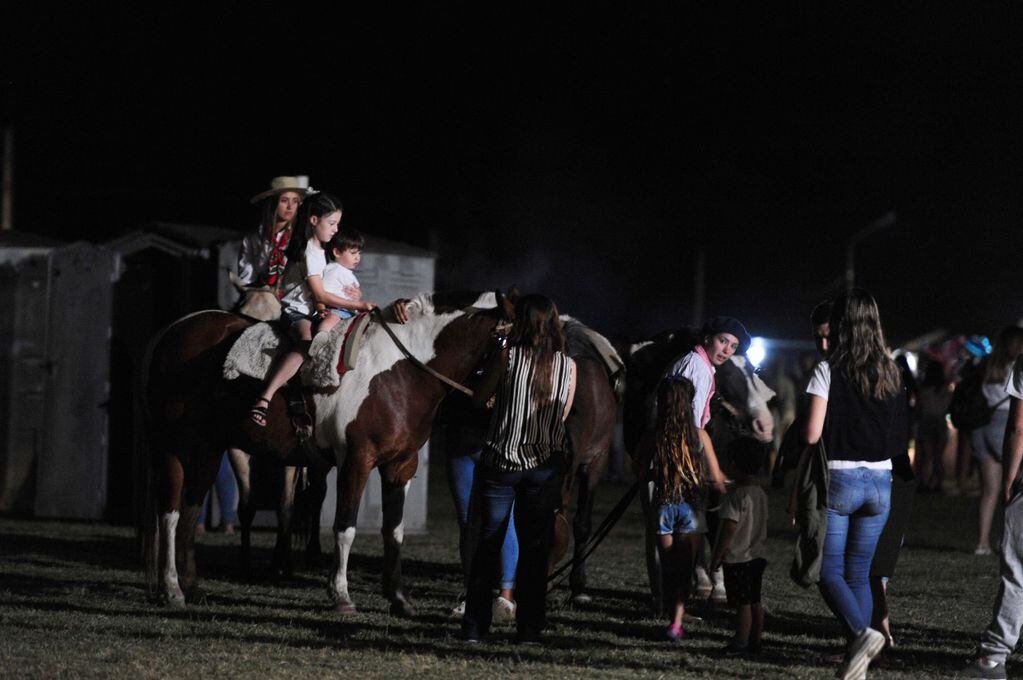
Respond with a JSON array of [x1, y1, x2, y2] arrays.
[[824, 370, 908, 462]]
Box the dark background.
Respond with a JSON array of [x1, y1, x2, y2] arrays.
[[5, 6, 1023, 342]]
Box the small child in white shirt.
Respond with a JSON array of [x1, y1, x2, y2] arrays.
[[318, 229, 376, 324]]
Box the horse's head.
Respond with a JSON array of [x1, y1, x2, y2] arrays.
[[714, 356, 775, 443]]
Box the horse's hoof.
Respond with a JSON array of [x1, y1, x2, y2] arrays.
[[164, 592, 187, 610], [334, 600, 358, 615], [569, 592, 593, 606], [389, 596, 417, 618]]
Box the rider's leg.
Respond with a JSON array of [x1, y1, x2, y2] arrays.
[[256, 319, 313, 407]]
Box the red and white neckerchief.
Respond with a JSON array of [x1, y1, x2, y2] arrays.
[[265, 226, 292, 294]]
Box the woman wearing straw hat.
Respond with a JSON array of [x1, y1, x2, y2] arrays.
[[238, 175, 312, 293]]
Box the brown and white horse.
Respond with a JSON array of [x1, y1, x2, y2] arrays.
[[140, 291, 513, 614]]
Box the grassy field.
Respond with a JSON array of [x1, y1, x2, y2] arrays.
[[0, 459, 1014, 679]]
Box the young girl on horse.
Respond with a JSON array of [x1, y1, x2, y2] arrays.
[[645, 377, 723, 642], [250, 193, 377, 426]]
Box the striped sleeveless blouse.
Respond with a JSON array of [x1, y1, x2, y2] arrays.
[[482, 347, 574, 472]]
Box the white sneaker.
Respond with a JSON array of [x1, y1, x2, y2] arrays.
[[492, 596, 516, 623], [840, 628, 885, 680], [711, 567, 727, 605], [695, 565, 712, 599]]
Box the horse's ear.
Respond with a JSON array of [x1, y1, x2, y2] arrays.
[[495, 288, 516, 320], [506, 285, 521, 303]]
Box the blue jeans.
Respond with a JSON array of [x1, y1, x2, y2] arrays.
[[447, 449, 518, 590], [819, 468, 891, 636], [463, 453, 566, 640], [198, 453, 238, 527]]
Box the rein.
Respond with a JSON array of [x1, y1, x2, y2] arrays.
[[370, 306, 511, 399]]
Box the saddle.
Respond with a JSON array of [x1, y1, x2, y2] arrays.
[[223, 313, 374, 467], [562, 316, 626, 399], [223, 313, 373, 387]]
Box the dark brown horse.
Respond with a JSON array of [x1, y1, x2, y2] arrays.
[[140, 292, 513, 614]]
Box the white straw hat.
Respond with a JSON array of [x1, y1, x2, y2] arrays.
[[250, 175, 312, 204]]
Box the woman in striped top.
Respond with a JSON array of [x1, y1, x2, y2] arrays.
[[461, 294, 577, 644]]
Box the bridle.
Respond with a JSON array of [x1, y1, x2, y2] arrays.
[[370, 295, 513, 398]]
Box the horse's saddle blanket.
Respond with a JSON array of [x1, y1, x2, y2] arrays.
[[223, 313, 373, 388]]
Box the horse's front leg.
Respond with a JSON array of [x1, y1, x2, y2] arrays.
[[227, 448, 255, 579], [273, 465, 299, 580], [304, 466, 329, 570], [380, 470, 416, 618], [329, 458, 372, 614]]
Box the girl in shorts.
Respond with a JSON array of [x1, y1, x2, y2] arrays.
[[643, 377, 725, 642]]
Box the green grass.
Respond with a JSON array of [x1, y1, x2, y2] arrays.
[[0, 462, 1013, 679]]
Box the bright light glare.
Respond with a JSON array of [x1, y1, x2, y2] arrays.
[[905, 351, 918, 375], [747, 337, 767, 368]]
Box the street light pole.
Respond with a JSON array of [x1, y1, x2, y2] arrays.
[[845, 211, 896, 289]]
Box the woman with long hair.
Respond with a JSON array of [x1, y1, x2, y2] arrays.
[[801, 288, 908, 680], [461, 294, 577, 644], [238, 176, 310, 290], [972, 326, 1023, 555]]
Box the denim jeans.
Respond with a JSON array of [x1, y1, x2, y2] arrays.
[[978, 486, 1023, 664], [447, 449, 518, 590], [819, 467, 891, 636], [463, 453, 566, 639], [198, 453, 238, 526]]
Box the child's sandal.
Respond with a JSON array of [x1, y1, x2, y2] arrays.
[[250, 397, 270, 427]]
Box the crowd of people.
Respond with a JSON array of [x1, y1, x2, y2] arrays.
[[219, 176, 1023, 679]]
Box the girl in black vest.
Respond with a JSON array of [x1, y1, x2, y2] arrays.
[[803, 288, 907, 680]]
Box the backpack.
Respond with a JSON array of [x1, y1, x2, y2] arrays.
[[949, 372, 1006, 430]]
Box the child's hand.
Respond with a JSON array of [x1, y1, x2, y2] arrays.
[[343, 284, 362, 300]]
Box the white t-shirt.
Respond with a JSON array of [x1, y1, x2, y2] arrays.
[[321, 262, 359, 305], [1005, 356, 1023, 400], [666, 349, 715, 428], [279, 240, 327, 316], [805, 360, 893, 470]]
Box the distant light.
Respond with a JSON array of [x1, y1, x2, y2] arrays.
[[905, 351, 918, 375], [747, 337, 767, 369]]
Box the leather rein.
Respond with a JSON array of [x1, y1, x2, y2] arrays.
[[370, 306, 512, 399]]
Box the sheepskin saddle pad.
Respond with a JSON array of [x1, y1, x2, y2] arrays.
[[222, 313, 372, 388]]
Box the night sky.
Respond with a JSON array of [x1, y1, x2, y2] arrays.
[[6, 6, 1023, 343]]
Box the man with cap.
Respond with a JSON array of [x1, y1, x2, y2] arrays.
[[668, 316, 752, 431]]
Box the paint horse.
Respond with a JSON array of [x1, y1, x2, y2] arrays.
[[141, 291, 513, 615], [623, 328, 775, 613]]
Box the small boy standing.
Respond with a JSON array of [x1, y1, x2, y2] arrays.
[[710, 437, 769, 656], [319, 229, 375, 322]]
